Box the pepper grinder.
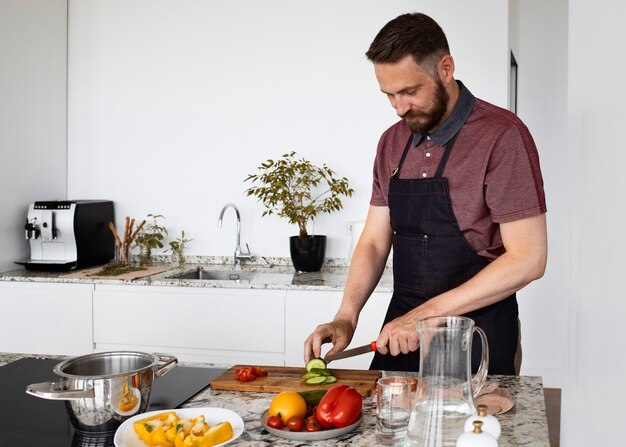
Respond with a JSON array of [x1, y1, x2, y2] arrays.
[[464, 404, 501, 439], [456, 421, 498, 447]]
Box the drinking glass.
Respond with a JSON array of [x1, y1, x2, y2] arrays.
[[375, 376, 411, 445]]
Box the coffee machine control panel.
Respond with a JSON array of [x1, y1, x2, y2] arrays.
[[32, 201, 73, 210]]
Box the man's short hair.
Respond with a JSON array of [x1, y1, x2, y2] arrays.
[[365, 13, 450, 76]]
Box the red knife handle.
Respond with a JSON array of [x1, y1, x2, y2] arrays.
[[371, 341, 377, 352]]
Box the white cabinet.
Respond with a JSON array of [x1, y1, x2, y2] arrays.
[[284, 290, 391, 369], [0, 281, 94, 355], [93, 284, 286, 365], [0, 277, 392, 369]]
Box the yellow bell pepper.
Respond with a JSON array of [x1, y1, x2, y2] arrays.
[[166, 426, 178, 442], [133, 422, 155, 447], [174, 431, 187, 447], [152, 427, 174, 447], [183, 433, 199, 447], [133, 412, 178, 447], [195, 422, 234, 447]]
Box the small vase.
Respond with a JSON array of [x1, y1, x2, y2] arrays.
[[139, 246, 153, 266], [114, 244, 130, 267], [173, 251, 186, 268]]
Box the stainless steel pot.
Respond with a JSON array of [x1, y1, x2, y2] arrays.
[[26, 351, 177, 434]]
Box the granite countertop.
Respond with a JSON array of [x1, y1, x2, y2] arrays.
[[0, 256, 394, 292], [0, 353, 550, 447]]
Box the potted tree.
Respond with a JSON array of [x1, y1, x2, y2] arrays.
[[245, 151, 353, 272]]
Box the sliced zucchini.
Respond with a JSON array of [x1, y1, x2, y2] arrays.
[[305, 358, 327, 372]]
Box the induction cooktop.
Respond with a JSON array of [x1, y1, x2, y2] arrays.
[[0, 358, 226, 447]]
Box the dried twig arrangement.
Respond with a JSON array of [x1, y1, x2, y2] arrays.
[[108, 217, 146, 266]]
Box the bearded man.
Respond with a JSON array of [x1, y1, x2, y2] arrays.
[[304, 12, 547, 374]]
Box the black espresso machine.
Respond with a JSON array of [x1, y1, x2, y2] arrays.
[[16, 200, 115, 271]]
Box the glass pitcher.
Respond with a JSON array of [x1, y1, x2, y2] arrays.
[[405, 316, 489, 447]]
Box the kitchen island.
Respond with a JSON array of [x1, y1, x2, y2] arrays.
[[0, 353, 550, 447]]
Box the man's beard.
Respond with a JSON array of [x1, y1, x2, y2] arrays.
[[402, 78, 449, 134]]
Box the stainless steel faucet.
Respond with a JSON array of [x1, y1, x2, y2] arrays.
[[218, 203, 253, 267]]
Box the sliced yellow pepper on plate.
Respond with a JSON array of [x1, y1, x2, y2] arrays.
[[133, 412, 233, 447]]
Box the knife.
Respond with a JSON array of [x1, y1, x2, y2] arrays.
[[324, 341, 377, 363]]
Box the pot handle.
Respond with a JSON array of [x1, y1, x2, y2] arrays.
[[26, 381, 94, 400], [153, 353, 178, 379]]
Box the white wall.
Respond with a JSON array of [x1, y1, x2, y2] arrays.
[[509, 0, 568, 388], [563, 1, 626, 445], [69, 0, 569, 387], [2, 0, 569, 391], [67, 0, 509, 259], [0, 0, 67, 272]]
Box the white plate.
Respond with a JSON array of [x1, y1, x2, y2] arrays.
[[261, 410, 362, 441], [114, 407, 244, 447]]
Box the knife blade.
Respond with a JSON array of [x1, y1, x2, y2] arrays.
[[324, 341, 377, 363]]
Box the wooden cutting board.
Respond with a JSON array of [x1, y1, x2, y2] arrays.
[[210, 365, 381, 396]]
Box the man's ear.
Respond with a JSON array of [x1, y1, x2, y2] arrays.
[[438, 55, 455, 83]]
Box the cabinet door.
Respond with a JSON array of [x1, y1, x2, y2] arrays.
[[93, 285, 286, 365], [284, 290, 391, 369], [0, 282, 94, 355]]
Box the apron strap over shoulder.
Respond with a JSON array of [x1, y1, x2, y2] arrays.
[[434, 133, 460, 178]]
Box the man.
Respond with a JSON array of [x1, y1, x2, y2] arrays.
[[303, 13, 547, 374]]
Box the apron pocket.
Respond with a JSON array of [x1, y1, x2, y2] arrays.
[[392, 233, 428, 294]]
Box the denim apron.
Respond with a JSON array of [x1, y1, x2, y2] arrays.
[[370, 133, 519, 374]]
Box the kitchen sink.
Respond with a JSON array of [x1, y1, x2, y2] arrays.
[[170, 268, 253, 281]]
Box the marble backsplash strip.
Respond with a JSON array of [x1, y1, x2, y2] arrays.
[[144, 255, 392, 269]]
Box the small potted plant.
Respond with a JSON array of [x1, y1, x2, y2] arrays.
[[133, 214, 167, 266], [245, 151, 353, 272], [167, 230, 192, 268]]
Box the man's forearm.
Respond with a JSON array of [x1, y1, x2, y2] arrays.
[[408, 214, 548, 321]]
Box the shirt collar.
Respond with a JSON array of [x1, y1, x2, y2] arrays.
[[411, 80, 475, 147]]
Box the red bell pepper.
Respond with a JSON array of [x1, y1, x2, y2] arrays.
[[315, 384, 362, 429]]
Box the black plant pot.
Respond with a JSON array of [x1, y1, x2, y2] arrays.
[[289, 235, 327, 272]]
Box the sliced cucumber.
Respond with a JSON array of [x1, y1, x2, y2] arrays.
[[305, 376, 330, 385], [305, 358, 327, 372], [323, 376, 337, 384], [301, 371, 322, 380], [308, 368, 331, 376]]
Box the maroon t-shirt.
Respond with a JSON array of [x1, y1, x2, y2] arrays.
[[370, 82, 546, 260]]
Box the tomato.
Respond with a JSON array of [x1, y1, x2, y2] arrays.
[[235, 365, 269, 382], [235, 367, 256, 382], [286, 415, 305, 432], [268, 391, 308, 424], [315, 384, 363, 429], [252, 366, 268, 377], [266, 415, 284, 429], [305, 415, 322, 432]]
